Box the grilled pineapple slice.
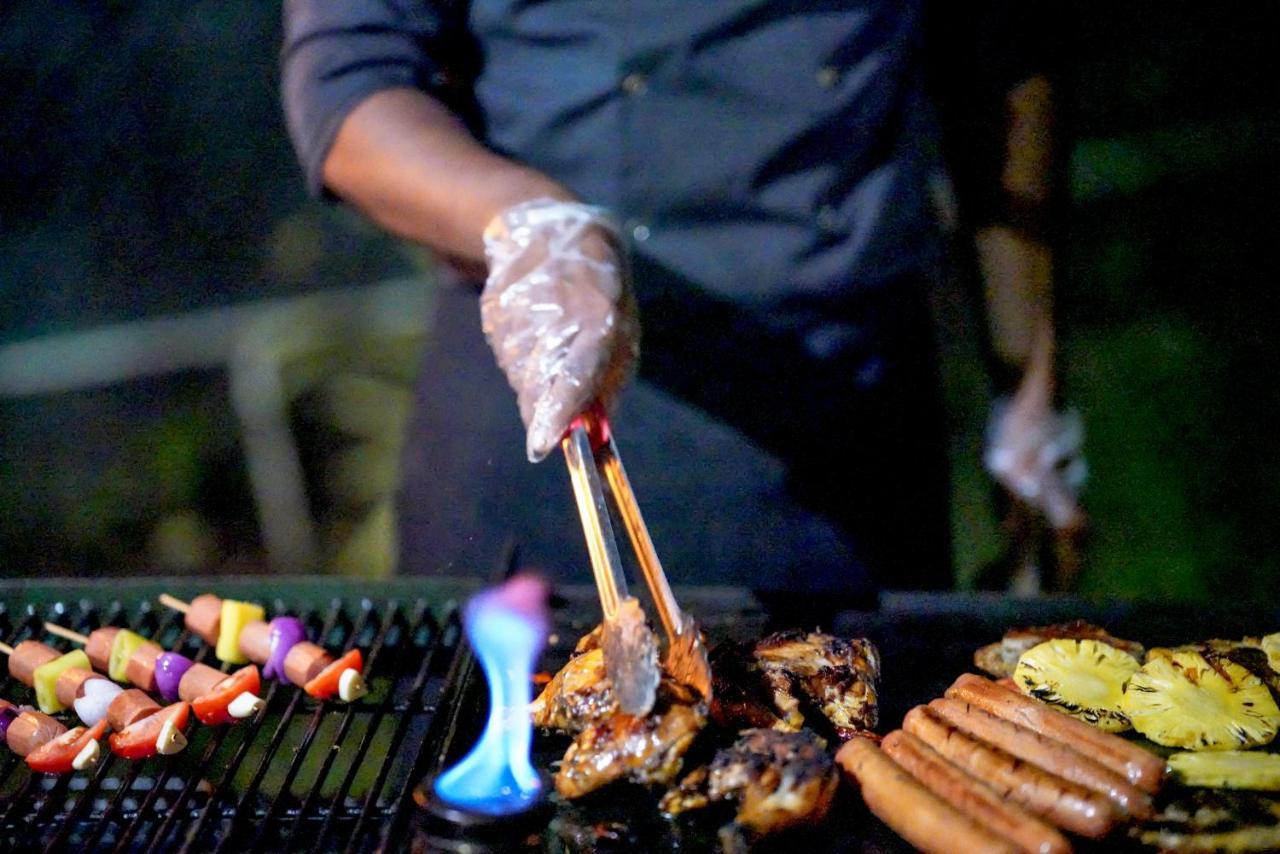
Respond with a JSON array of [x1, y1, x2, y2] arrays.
[[1260, 634, 1280, 675], [1121, 651, 1280, 750], [1168, 750, 1280, 791], [1013, 638, 1140, 732]]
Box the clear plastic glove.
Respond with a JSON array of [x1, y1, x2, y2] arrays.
[[480, 199, 638, 462], [984, 396, 1087, 531]]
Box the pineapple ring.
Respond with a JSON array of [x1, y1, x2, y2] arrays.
[[1013, 638, 1140, 732], [1121, 651, 1280, 751], [1260, 633, 1280, 675], [1168, 750, 1280, 790]]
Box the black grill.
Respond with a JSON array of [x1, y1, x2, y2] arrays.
[[0, 581, 480, 853]]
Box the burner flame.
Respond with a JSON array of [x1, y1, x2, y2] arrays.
[[434, 574, 550, 816]]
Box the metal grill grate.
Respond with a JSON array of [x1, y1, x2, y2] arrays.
[[0, 590, 473, 853]]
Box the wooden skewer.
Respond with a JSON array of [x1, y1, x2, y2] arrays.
[[0, 641, 13, 655], [158, 593, 190, 614], [43, 623, 90, 646]]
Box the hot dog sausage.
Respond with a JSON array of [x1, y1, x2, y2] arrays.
[[124, 641, 164, 693], [107, 688, 161, 730], [178, 662, 227, 702], [903, 705, 1116, 839], [837, 736, 1019, 854], [945, 674, 1165, 794], [186, 594, 223, 645], [283, 642, 331, 686], [55, 667, 106, 709], [6, 710, 67, 757], [880, 730, 1072, 854], [8, 640, 58, 685], [237, 620, 272, 665], [85, 628, 119, 672], [929, 698, 1152, 819]]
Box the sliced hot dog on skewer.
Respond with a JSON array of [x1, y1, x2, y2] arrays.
[[928, 697, 1153, 819], [8, 640, 58, 685], [192, 666, 264, 725], [109, 701, 189, 759], [283, 642, 331, 685], [26, 719, 108, 774], [185, 594, 223, 645], [903, 705, 1117, 839], [5, 709, 67, 757], [837, 736, 1019, 854], [107, 688, 162, 731], [84, 628, 119, 673], [177, 662, 228, 703], [880, 730, 1072, 854], [303, 649, 366, 702], [946, 674, 1165, 794]]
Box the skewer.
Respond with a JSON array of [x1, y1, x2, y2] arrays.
[[43, 624, 90, 645], [158, 593, 190, 614], [0, 641, 13, 655]]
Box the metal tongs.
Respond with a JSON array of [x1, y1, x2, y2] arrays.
[[561, 404, 713, 716]]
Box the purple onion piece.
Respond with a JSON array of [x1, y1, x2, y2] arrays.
[[0, 705, 17, 742], [265, 617, 306, 682], [154, 652, 194, 702]]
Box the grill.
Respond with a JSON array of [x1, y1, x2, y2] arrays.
[[3, 574, 1277, 853]]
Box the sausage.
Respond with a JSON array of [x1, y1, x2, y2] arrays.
[[85, 628, 120, 672], [929, 698, 1152, 819], [55, 667, 105, 709], [837, 736, 1019, 854], [237, 620, 272, 664], [8, 640, 59, 685], [124, 640, 164, 694], [107, 688, 161, 730], [6, 710, 67, 757], [283, 642, 331, 686], [186, 594, 223, 645], [946, 674, 1165, 794], [178, 662, 227, 702], [903, 705, 1116, 839], [881, 730, 1072, 854]]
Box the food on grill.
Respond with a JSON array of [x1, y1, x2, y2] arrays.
[[838, 736, 1021, 854], [108, 700, 189, 759], [73, 677, 124, 727], [1261, 633, 1280, 673], [1012, 638, 1140, 732], [1132, 789, 1280, 852], [927, 696, 1153, 819], [1121, 650, 1280, 750], [554, 680, 706, 799], [661, 728, 838, 847], [974, 620, 1145, 679], [107, 688, 165, 729], [710, 630, 880, 738], [1168, 751, 1280, 791], [879, 729, 1071, 854], [160, 592, 367, 701], [32, 649, 92, 714], [5, 705, 67, 756], [8, 640, 58, 687], [947, 673, 1166, 793], [531, 646, 615, 732], [902, 704, 1117, 838], [26, 719, 108, 774]]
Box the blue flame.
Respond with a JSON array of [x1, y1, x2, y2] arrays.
[[434, 578, 549, 815]]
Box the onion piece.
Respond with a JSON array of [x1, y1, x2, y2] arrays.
[[73, 678, 123, 727], [154, 652, 194, 702], [265, 617, 306, 682]]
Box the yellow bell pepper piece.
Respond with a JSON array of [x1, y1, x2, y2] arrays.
[[33, 649, 91, 713], [216, 599, 265, 664], [109, 629, 151, 682]]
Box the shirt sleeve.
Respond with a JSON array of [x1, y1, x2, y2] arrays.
[[281, 0, 448, 198]]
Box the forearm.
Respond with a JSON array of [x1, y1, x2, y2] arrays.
[[321, 86, 574, 263]]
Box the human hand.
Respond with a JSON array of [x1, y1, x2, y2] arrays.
[[480, 199, 638, 462], [984, 388, 1087, 532]]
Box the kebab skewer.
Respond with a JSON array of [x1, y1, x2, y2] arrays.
[[158, 594, 367, 702], [0, 645, 111, 772]]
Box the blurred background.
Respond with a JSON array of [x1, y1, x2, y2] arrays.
[[0, 2, 1276, 599]]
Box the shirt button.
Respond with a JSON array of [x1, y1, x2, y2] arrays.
[[621, 73, 648, 96], [816, 66, 840, 89], [631, 223, 651, 242]]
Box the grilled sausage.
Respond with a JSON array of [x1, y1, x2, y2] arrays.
[[124, 641, 164, 694], [85, 628, 120, 672], [6, 710, 67, 756], [178, 662, 227, 702], [283, 642, 331, 686], [881, 730, 1072, 854], [55, 667, 106, 709], [929, 698, 1152, 819], [837, 736, 1019, 854], [8, 640, 59, 685], [186, 594, 223, 645], [237, 620, 272, 664], [945, 674, 1165, 794], [107, 688, 161, 730], [903, 705, 1116, 839]]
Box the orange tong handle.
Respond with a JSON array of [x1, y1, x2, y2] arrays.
[[567, 402, 611, 452]]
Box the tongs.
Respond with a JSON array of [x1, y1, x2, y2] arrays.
[[561, 404, 713, 715]]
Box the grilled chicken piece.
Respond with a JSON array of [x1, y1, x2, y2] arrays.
[[661, 728, 837, 850], [531, 647, 616, 732], [555, 681, 706, 799], [974, 619, 1146, 678]]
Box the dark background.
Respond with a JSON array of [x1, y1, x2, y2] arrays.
[[0, 2, 1276, 598]]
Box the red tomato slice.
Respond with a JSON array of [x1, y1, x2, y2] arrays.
[[26, 719, 108, 774], [192, 665, 262, 725], [303, 649, 363, 699], [109, 701, 190, 759]]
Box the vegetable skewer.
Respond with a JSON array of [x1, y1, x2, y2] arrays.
[[0, 647, 108, 773]]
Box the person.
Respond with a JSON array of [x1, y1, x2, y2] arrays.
[[280, 1, 1084, 602]]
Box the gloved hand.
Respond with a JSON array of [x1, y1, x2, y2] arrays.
[[984, 394, 1087, 532], [480, 198, 638, 462]]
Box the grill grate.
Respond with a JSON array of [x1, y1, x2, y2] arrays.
[[0, 591, 471, 853]]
